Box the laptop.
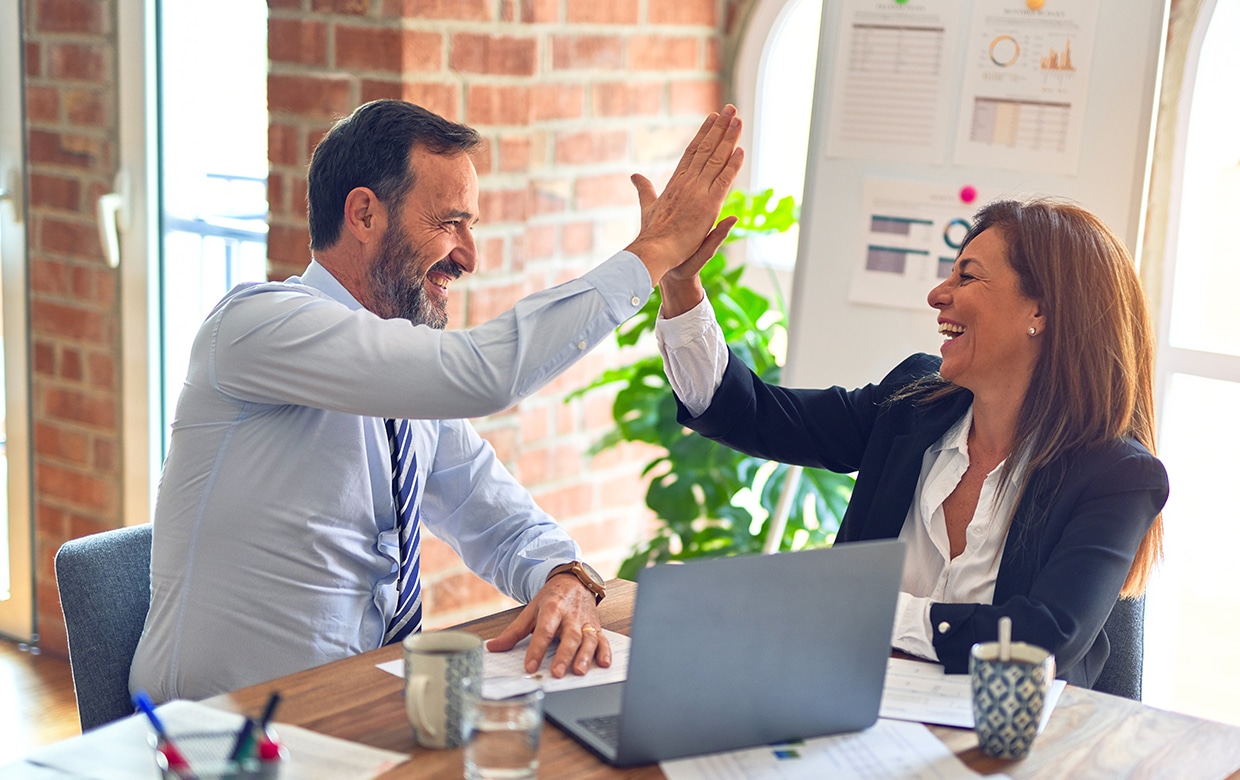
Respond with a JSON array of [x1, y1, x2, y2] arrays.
[[543, 539, 906, 766]]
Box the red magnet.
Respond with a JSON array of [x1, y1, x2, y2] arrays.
[[959, 185, 977, 204]]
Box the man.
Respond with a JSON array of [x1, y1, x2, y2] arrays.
[[130, 100, 743, 701]]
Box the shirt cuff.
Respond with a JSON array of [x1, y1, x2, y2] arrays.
[[892, 591, 939, 662], [655, 296, 728, 418], [581, 251, 653, 322]]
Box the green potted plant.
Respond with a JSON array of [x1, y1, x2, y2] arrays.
[[571, 190, 855, 578]]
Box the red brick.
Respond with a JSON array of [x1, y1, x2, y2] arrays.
[[25, 41, 41, 78], [36, 462, 113, 513], [592, 81, 662, 117], [551, 35, 623, 70], [399, 82, 459, 120], [73, 264, 115, 308], [36, 0, 104, 34], [268, 0, 301, 8], [27, 129, 102, 170], [402, 30, 444, 72], [520, 0, 558, 23], [30, 174, 81, 211], [531, 483, 593, 519], [360, 78, 403, 104], [478, 188, 528, 224], [498, 135, 531, 172], [576, 172, 635, 210], [42, 387, 117, 429], [87, 353, 115, 390], [562, 221, 593, 255], [311, 0, 368, 13], [566, 0, 637, 24], [267, 222, 310, 269], [336, 24, 403, 73], [34, 342, 56, 376], [60, 347, 83, 381], [399, 0, 490, 20], [523, 224, 556, 260], [630, 35, 698, 70], [32, 299, 107, 342], [35, 422, 89, 464], [93, 438, 118, 473], [705, 37, 722, 71], [268, 73, 355, 120], [529, 178, 569, 215], [501, 0, 516, 22], [64, 89, 107, 126], [428, 570, 501, 612], [554, 129, 627, 165], [670, 79, 721, 115], [269, 18, 328, 66], [649, 0, 717, 26], [465, 281, 524, 326], [450, 33, 537, 76], [48, 43, 106, 83], [530, 83, 584, 122], [466, 84, 530, 126], [269, 124, 300, 167], [38, 217, 105, 261], [26, 85, 59, 123]]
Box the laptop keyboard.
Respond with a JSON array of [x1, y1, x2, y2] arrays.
[[578, 713, 622, 747]]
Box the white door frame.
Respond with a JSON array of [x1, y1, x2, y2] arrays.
[[0, 0, 34, 641]]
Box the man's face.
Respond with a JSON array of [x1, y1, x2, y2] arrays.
[[367, 148, 479, 328]]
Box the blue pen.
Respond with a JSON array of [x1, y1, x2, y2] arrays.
[[133, 691, 192, 774]]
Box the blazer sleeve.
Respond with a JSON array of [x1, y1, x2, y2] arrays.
[[927, 441, 1168, 680], [674, 351, 940, 474]]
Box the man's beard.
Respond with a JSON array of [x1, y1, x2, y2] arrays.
[[368, 222, 461, 329]]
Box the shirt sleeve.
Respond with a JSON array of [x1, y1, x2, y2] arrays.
[[892, 591, 938, 662], [419, 418, 581, 604], [209, 251, 652, 420], [654, 294, 729, 418]]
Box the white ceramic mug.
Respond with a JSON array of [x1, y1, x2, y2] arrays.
[[403, 631, 483, 749]]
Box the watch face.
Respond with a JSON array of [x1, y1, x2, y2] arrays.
[[578, 561, 604, 587]]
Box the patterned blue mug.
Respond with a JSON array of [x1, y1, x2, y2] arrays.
[[969, 640, 1056, 759], [404, 631, 483, 749]]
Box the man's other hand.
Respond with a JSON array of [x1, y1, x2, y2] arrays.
[[485, 573, 612, 677]]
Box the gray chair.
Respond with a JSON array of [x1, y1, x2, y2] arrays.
[[54, 523, 153, 731], [1092, 595, 1145, 701]]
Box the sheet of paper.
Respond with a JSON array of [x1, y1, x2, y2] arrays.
[[824, 0, 964, 163], [848, 177, 984, 312], [376, 629, 631, 697], [952, 0, 1100, 174], [660, 718, 1010, 780], [20, 699, 407, 780], [880, 657, 1065, 732]]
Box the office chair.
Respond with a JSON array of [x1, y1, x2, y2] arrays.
[[54, 523, 153, 731], [1092, 596, 1145, 701]]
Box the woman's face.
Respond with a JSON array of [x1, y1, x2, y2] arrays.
[[926, 228, 1044, 398]]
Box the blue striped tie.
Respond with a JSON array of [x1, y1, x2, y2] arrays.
[[384, 418, 423, 645]]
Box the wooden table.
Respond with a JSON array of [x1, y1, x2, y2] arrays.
[[205, 580, 1240, 779]]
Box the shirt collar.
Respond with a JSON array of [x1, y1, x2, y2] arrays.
[[299, 260, 365, 311]]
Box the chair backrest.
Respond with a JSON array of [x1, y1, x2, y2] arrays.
[[1092, 595, 1145, 701], [54, 523, 153, 731]]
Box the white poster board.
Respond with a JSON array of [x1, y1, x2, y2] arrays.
[[785, 0, 1168, 391]]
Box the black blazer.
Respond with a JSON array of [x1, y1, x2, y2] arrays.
[[677, 352, 1169, 687]]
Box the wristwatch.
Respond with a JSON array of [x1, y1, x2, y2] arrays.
[[547, 561, 606, 605]]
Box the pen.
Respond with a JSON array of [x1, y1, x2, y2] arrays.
[[257, 691, 281, 731], [132, 691, 192, 774], [256, 692, 284, 763], [227, 717, 256, 762]]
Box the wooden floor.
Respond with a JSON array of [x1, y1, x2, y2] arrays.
[[0, 639, 80, 766]]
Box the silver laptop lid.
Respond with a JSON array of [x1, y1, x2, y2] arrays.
[[616, 539, 906, 765]]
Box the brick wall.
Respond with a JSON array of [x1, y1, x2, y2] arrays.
[[23, 0, 121, 656], [267, 0, 729, 628], [18, 0, 733, 655]]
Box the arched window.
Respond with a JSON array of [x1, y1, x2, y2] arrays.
[[735, 0, 824, 270], [1144, 0, 1240, 725]]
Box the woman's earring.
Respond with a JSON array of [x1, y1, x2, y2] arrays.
[[1028, 326, 1037, 336]]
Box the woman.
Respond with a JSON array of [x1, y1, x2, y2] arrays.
[[655, 198, 1167, 687]]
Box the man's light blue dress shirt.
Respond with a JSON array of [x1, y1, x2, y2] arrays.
[[130, 252, 651, 702]]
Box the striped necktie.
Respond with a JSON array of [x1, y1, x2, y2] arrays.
[[383, 418, 423, 645]]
